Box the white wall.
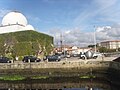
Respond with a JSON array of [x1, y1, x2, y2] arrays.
[[0, 25, 26, 34]]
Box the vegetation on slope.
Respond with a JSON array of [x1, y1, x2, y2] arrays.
[[0, 30, 53, 59]]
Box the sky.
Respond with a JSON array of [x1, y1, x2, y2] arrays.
[[0, 0, 120, 47]]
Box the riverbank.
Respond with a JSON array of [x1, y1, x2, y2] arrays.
[[0, 77, 113, 89], [0, 57, 119, 81], [0, 60, 111, 77]]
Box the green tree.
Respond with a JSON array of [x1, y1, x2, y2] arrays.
[[99, 47, 108, 53]]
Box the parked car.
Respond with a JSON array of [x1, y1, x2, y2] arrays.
[[64, 54, 71, 58], [79, 51, 102, 60], [92, 52, 102, 59], [71, 54, 79, 57], [22, 56, 41, 62], [45, 55, 61, 62], [0, 57, 11, 63]]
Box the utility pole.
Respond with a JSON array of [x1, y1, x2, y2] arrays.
[[94, 26, 97, 53], [60, 33, 63, 53]]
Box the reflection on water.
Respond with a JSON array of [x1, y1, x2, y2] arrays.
[[0, 77, 119, 90]]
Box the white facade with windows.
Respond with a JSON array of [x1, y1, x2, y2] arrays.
[[99, 40, 120, 49]]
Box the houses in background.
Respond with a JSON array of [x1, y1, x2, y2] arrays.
[[54, 40, 120, 55], [54, 45, 92, 55]]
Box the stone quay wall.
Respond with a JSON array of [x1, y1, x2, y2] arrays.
[[0, 61, 110, 70], [0, 60, 119, 77], [110, 61, 120, 70]]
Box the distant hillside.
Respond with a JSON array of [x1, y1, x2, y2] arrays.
[[0, 30, 53, 59]]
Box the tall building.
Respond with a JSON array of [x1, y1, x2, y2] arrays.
[[0, 11, 34, 34], [99, 40, 120, 49]]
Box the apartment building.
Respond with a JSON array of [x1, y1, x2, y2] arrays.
[[99, 40, 120, 49]]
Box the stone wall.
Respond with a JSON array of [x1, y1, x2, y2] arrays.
[[0, 61, 119, 77], [110, 61, 120, 70], [0, 61, 111, 69]]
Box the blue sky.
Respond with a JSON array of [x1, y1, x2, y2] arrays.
[[0, 0, 87, 31], [0, 0, 120, 46]]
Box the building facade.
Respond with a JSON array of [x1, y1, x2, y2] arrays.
[[99, 40, 120, 49]]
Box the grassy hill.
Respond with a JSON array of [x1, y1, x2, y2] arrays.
[[0, 30, 53, 60]]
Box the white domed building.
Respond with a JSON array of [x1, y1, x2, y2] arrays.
[[0, 11, 35, 34]]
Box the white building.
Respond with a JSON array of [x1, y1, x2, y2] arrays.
[[99, 40, 120, 49], [71, 46, 79, 54], [0, 11, 34, 34]]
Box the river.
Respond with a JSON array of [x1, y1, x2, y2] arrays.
[[0, 77, 119, 90]]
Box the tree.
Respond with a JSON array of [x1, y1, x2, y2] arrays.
[[99, 47, 116, 53], [88, 45, 95, 48], [99, 47, 108, 53]]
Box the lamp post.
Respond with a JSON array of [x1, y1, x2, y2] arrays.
[[60, 33, 63, 53], [94, 26, 97, 53], [63, 40, 66, 56]]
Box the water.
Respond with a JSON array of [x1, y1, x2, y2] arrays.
[[0, 77, 119, 90]]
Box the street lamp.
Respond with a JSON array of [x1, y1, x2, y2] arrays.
[[63, 40, 66, 56], [94, 26, 97, 53]]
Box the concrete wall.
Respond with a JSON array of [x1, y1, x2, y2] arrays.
[[0, 61, 111, 69], [0, 61, 119, 77], [110, 61, 120, 70]]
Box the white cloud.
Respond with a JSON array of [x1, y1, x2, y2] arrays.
[[49, 28, 94, 47], [93, 0, 117, 9], [107, 27, 120, 37], [94, 0, 119, 22], [48, 23, 120, 47], [96, 24, 120, 41], [74, 0, 120, 28]]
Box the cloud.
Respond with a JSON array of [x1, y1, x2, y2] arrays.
[[93, 0, 117, 9], [74, 0, 120, 28], [48, 28, 94, 47], [96, 24, 120, 41], [48, 23, 120, 47], [95, 0, 119, 17], [107, 26, 120, 37]]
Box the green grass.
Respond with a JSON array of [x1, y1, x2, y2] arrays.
[[0, 75, 49, 81], [0, 75, 25, 81], [31, 76, 49, 79], [80, 75, 96, 79]]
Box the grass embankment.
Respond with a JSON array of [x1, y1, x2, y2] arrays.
[[80, 75, 96, 79], [0, 75, 25, 81], [0, 75, 49, 81], [0, 74, 96, 81], [0, 75, 96, 81]]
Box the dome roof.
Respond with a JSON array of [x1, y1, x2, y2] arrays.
[[2, 11, 28, 26]]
